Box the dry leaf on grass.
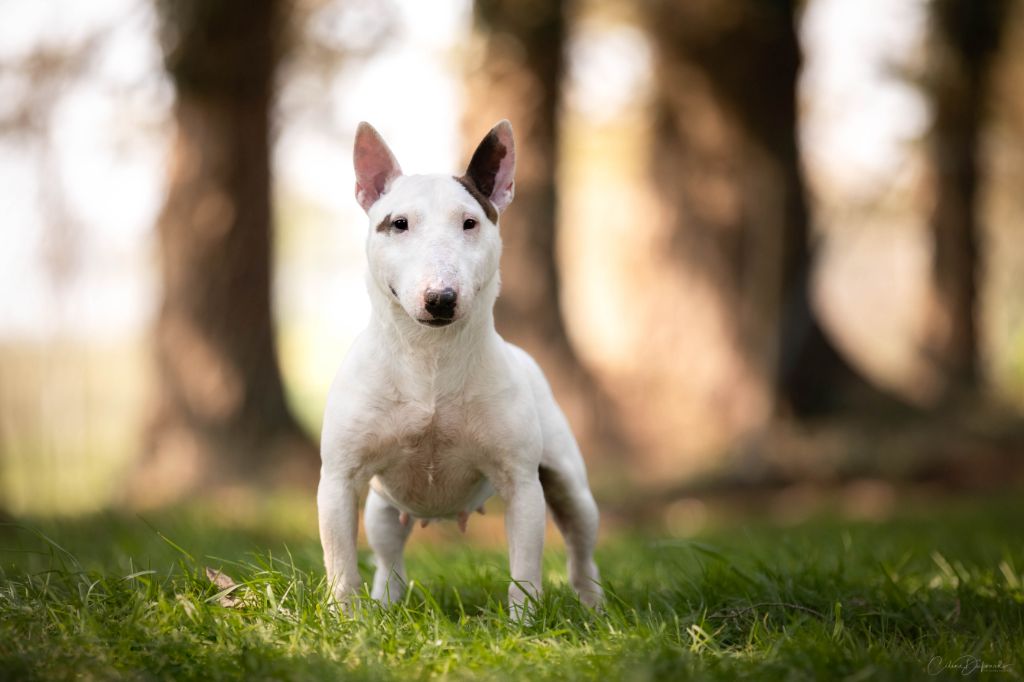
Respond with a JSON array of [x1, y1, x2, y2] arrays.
[[205, 567, 249, 608]]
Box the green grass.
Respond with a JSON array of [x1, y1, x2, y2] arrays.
[[0, 494, 1022, 681]]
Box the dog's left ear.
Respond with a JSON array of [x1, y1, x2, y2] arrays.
[[463, 120, 516, 214]]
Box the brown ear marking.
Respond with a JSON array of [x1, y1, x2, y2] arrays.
[[454, 176, 499, 223], [376, 213, 392, 233], [465, 130, 507, 198]]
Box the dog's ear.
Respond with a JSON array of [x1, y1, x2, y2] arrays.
[[463, 120, 516, 214], [354, 122, 402, 212]]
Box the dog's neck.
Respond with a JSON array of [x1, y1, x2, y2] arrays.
[[366, 273, 502, 397]]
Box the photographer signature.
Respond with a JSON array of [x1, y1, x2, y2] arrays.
[[928, 655, 1012, 675]]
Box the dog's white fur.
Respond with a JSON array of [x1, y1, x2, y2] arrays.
[[318, 120, 602, 616]]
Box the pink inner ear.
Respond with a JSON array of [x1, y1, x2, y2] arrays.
[[353, 123, 402, 211], [493, 156, 514, 193], [492, 178, 514, 213], [488, 121, 516, 212]]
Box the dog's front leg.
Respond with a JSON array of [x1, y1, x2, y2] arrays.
[[503, 472, 546, 619], [317, 467, 365, 610]]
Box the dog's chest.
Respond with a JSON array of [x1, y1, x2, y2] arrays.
[[371, 399, 488, 517]]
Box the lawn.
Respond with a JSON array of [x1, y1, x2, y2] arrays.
[[0, 492, 1021, 681]]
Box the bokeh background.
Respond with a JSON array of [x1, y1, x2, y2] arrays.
[[1, 0, 1023, 521]]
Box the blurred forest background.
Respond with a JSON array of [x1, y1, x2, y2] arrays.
[[1, 0, 1023, 518]]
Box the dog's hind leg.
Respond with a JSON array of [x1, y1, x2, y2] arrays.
[[538, 459, 603, 608], [511, 344, 604, 608], [365, 488, 413, 605]]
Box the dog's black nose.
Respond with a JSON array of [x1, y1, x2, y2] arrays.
[[424, 287, 457, 319]]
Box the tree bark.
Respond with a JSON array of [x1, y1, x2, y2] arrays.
[[922, 0, 1010, 397], [645, 0, 899, 422], [467, 0, 624, 456], [134, 0, 316, 503]]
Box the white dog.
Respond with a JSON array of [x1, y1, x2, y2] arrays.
[[317, 120, 603, 616]]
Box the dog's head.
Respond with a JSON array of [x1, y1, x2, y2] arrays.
[[353, 121, 515, 328]]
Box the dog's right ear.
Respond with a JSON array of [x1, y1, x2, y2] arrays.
[[354, 122, 402, 212]]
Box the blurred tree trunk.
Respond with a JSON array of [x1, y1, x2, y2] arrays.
[[645, 0, 897, 422], [466, 0, 624, 456], [922, 0, 1011, 398], [133, 0, 316, 503]]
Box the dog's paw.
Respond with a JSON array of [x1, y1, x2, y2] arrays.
[[575, 582, 604, 610], [507, 581, 542, 623], [325, 580, 364, 616], [507, 599, 536, 624], [370, 577, 408, 606]]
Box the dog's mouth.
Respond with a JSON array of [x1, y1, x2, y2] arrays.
[[418, 318, 455, 328]]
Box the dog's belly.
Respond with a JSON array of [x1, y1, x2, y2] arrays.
[[370, 444, 493, 519]]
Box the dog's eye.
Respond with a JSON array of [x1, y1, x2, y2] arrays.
[[392, 218, 408, 231], [463, 218, 477, 231]]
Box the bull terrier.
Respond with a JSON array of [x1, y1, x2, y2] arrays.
[[317, 120, 603, 617]]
